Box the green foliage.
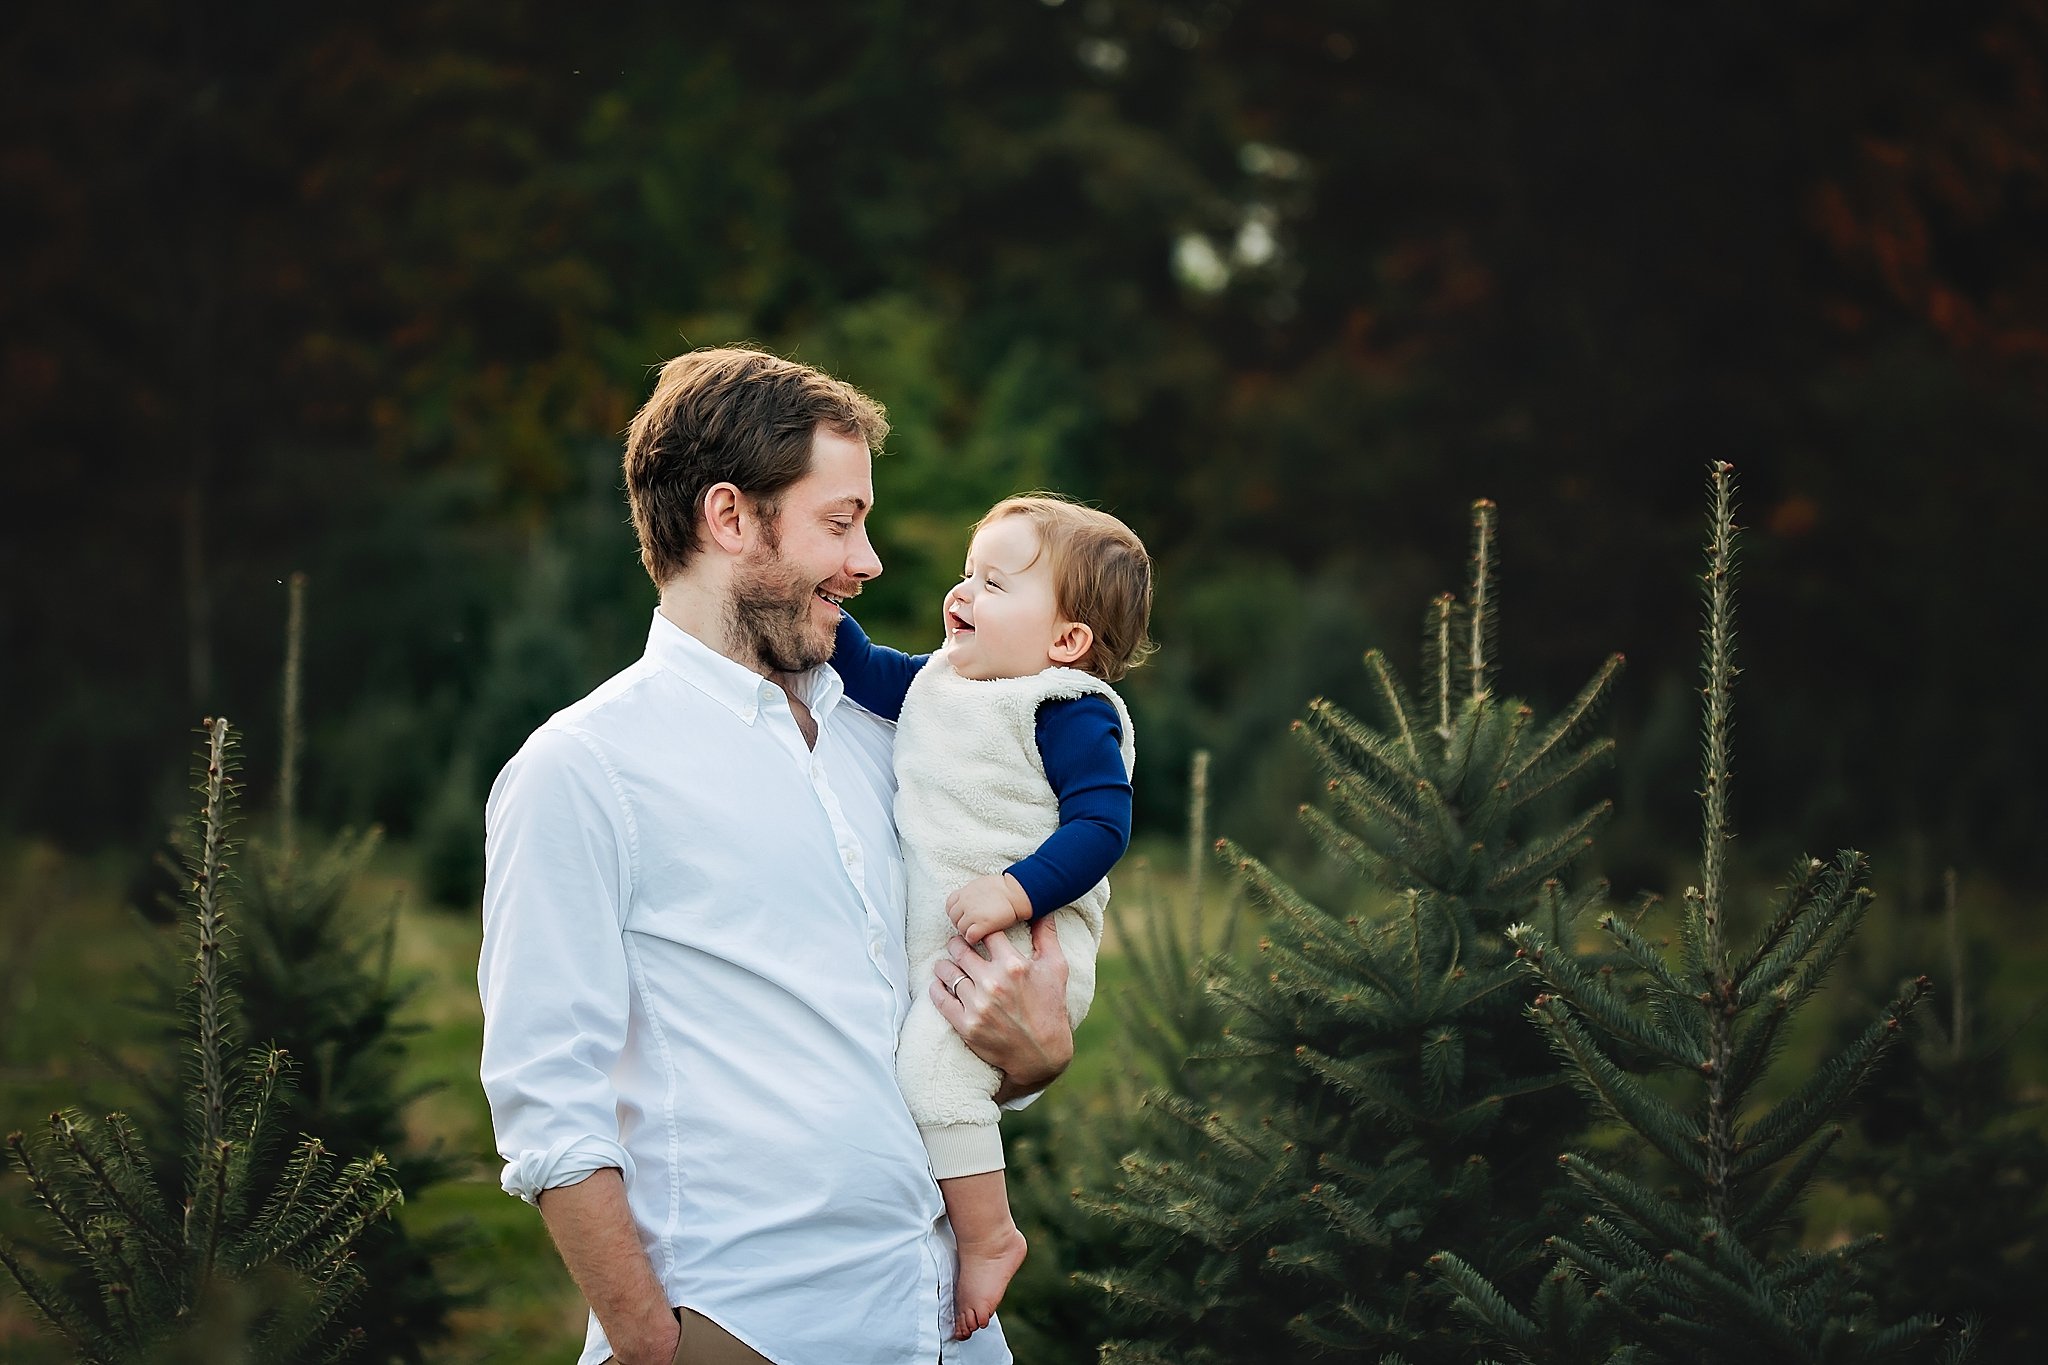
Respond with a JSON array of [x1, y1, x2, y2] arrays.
[[1080, 502, 1622, 1362], [251, 840, 468, 1361], [230, 577, 468, 1360], [1006, 763, 1250, 1365], [417, 756, 486, 912], [412, 484, 640, 908], [6, 0, 2048, 895], [1834, 873, 2044, 1363], [124, 829, 470, 1363], [1435, 465, 1969, 1364], [0, 721, 401, 1364]]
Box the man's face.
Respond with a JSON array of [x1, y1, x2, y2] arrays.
[[726, 425, 881, 675]]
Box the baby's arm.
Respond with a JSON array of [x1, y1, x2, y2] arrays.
[[946, 695, 1132, 942], [829, 611, 928, 720]]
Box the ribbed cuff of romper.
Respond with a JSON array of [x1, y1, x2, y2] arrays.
[[500, 1135, 635, 1205], [921, 1123, 1006, 1180]]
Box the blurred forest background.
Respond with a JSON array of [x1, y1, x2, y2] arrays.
[[4, 0, 2045, 1360]]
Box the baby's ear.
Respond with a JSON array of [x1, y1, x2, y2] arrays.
[[1049, 621, 1094, 667]]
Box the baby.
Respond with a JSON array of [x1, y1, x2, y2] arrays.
[[831, 493, 1152, 1339]]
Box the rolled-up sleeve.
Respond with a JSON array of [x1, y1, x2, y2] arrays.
[[478, 725, 639, 1205]]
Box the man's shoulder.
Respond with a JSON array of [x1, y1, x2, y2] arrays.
[[553, 655, 669, 731], [493, 659, 670, 789]]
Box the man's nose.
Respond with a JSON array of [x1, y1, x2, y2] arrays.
[[849, 526, 883, 581]]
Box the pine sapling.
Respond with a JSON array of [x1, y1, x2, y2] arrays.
[[0, 719, 401, 1365], [1084, 501, 1623, 1364], [1432, 462, 1972, 1365], [123, 576, 468, 1360]]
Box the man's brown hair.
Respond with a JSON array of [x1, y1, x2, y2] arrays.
[[974, 495, 1156, 683], [623, 347, 890, 585]]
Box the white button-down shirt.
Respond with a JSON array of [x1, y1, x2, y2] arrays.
[[479, 611, 1011, 1365]]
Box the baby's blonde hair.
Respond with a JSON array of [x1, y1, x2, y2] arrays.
[[973, 495, 1155, 682]]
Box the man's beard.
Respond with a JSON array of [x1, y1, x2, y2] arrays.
[[727, 542, 837, 675]]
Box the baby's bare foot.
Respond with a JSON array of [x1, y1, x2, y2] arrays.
[[953, 1222, 1028, 1340]]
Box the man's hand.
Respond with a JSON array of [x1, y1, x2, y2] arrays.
[[944, 873, 1034, 944], [930, 916, 1074, 1101]]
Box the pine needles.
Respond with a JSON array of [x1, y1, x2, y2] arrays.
[[0, 719, 401, 1364], [1083, 500, 1623, 1363], [1436, 463, 1969, 1364], [1078, 472, 1975, 1364]]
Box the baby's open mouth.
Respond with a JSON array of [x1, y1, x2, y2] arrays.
[[947, 609, 974, 634]]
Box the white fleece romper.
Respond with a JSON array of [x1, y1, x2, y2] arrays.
[[892, 647, 1137, 1180]]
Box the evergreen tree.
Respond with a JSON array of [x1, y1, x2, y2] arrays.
[[121, 574, 467, 1361], [1431, 463, 1970, 1364], [1083, 502, 1623, 1363], [0, 719, 401, 1363], [1834, 872, 2042, 1363], [188, 828, 465, 1363]]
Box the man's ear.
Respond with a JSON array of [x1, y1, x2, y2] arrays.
[[1048, 621, 1094, 668], [702, 482, 747, 555]]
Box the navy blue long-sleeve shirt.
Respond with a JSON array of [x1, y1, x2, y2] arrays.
[[831, 613, 1132, 917]]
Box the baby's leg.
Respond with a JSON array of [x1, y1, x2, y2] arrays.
[[940, 1169, 1028, 1341], [897, 987, 1022, 1337]]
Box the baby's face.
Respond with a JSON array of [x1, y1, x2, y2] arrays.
[[941, 516, 1083, 681]]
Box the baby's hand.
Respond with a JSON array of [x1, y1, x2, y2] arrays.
[[945, 874, 1035, 944]]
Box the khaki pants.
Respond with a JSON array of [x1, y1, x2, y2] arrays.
[[604, 1306, 773, 1365]]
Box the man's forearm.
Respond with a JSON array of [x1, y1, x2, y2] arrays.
[[537, 1169, 679, 1365]]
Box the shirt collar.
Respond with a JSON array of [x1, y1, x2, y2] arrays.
[[643, 610, 845, 727]]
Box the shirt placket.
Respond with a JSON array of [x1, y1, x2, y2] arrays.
[[761, 685, 905, 1022]]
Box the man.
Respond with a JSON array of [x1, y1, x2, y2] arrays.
[[479, 348, 1075, 1365]]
